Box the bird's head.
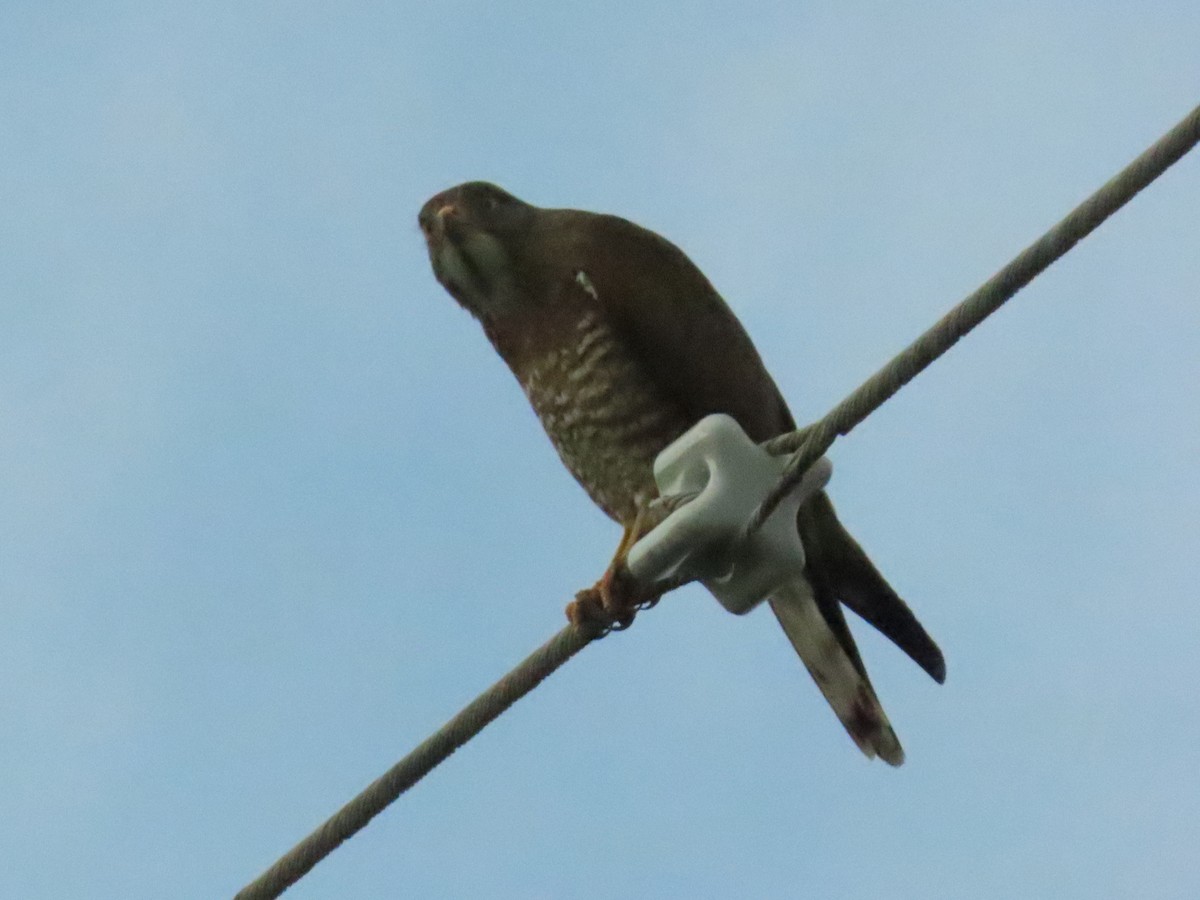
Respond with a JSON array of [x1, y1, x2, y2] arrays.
[[419, 181, 537, 318]]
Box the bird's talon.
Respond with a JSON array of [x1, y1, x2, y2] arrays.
[[566, 563, 649, 634], [597, 563, 641, 618], [608, 614, 635, 631], [636, 593, 662, 612], [567, 587, 608, 631]]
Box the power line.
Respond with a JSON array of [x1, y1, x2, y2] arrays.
[[752, 101, 1200, 532], [234, 100, 1200, 900], [234, 624, 597, 900]]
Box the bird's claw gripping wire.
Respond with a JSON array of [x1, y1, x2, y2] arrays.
[[626, 414, 832, 616], [567, 560, 664, 636], [568, 414, 834, 633]]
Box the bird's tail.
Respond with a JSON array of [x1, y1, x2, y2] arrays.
[[798, 492, 946, 685], [768, 579, 905, 766]]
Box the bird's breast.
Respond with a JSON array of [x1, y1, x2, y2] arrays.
[[515, 308, 692, 524]]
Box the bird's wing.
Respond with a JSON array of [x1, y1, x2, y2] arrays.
[[573, 212, 944, 682], [800, 492, 947, 683], [573, 212, 794, 443]]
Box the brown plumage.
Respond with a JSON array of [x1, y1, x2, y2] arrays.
[[419, 181, 944, 765]]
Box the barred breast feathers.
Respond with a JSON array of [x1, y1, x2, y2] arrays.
[[518, 308, 689, 522]]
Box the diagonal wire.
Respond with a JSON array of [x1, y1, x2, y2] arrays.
[[748, 101, 1200, 536], [234, 623, 601, 900], [234, 100, 1200, 900]]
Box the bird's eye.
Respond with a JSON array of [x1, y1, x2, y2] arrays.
[[485, 194, 500, 211]]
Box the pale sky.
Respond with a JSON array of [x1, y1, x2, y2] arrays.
[[2, 3, 1198, 898]]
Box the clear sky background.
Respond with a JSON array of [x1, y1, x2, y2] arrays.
[[2, 3, 1198, 898]]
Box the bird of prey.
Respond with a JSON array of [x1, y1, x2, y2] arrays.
[[419, 181, 944, 765]]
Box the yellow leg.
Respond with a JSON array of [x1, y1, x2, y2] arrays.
[[610, 505, 649, 566], [566, 505, 651, 630]]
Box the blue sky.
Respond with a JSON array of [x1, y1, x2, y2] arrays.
[[2, 3, 1198, 898]]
